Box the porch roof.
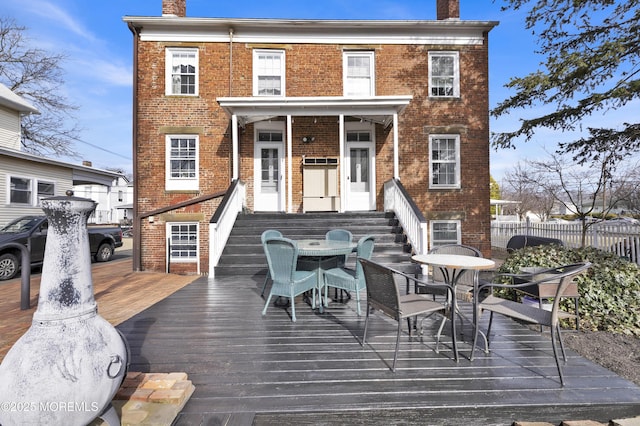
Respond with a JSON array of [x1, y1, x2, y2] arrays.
[[217, 95, 413, 127]]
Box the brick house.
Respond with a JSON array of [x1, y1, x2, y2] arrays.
[[124, 0, 498, 275]]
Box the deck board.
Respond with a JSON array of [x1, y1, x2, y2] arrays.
[[115, 274, 640, 425]]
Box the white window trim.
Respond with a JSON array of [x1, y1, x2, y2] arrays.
[[430, 220, 462, 249], [7, 175, 56, 206], [165, 47, 199, 96], [166, 222, 199, 263], [429, 134, 461, 189], [343, 51, 375, 97], [253, 49, 286, 97], [428, 51, 460, 98], [165, 134, 199, 191]]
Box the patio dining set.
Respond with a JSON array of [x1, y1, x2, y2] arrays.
[[260, 229, 591, 387]]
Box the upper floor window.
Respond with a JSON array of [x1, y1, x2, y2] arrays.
[[166, 48, 198, 96], [343, 51, 375, 96], [166, 135, 199, 191], [9, 176, 55, 206], [253, 49, 285, 96], [429, 135, 460, 189], [430, 220, 461, 248], [429, 51, 459, 98]]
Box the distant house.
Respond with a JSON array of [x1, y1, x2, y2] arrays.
[[74, 174, 134, 224], [125, 0, 498, 275], [0, 83, 122, 226]]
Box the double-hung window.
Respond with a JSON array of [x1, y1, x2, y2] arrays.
[[429, 135, 460, 189], [430, 221, 461, 248], [428, 51, 460, 98], [343, 51, 375, 96], [9, 176, 55, 205], [167, 222, 198, 262], [36, 181, 55, 205], [166, 48, 198, 96], [253, 49, 285, 96], [166, 135, 199, 191]]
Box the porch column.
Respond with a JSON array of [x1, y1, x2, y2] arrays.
[[393, 113, 399, 180], [287, 115, 293, 213], [232, 114, 239, 180], [339, 114, 345, 213]]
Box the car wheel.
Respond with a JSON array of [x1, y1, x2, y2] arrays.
[[95, 243, 114, 262], [0, 253, 19, 280]]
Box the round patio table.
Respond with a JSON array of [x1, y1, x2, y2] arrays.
[[297, 239, 357, 310], [411, 253, 495, 360]]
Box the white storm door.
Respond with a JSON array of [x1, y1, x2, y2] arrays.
[[345, 135, 375, 211], [254, 140, 284, 212]]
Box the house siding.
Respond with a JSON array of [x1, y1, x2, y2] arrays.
[[0, 155, 73, 226], [131, 8, 495, 274], [0, 106, 21, 151]]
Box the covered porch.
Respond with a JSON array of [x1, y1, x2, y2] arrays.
[[218, 96, 412, 213]]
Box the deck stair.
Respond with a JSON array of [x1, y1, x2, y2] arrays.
[[214, 212, 416, 277]]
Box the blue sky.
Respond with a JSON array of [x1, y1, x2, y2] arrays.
[[1, 0, 635, 184]]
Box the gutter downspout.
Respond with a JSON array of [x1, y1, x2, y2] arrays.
[[128, 22, 141, 272]]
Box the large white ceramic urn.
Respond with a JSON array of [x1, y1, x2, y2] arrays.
[[0, 196, 128, 426]]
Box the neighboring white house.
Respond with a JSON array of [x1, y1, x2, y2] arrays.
[[0, 83, 122, 227], [74, 175, 134, 224]]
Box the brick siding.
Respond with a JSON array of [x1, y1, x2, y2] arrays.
[[134, 24, 493, 273]]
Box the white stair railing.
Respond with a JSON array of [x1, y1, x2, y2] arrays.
[[384, 179, 428, 255], [209, 180, 246, 277]]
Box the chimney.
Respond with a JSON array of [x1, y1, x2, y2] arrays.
[[82, 160, 92, 167], [162, 0, 186, 17], [437, 0, 460, 20]]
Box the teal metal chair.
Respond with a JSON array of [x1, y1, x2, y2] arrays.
[[322, 235, 374, 315], [262, 237, 319, 322], [260, 229, 283, 297]]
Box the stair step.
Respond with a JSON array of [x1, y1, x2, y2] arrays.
[[215, 212, 415, 276]]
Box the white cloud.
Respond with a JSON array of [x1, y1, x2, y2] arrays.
[[23, 0, 98, 43]]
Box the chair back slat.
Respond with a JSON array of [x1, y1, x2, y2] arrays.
[[360, 258, 400, 320], [264, 237, 298, 283]]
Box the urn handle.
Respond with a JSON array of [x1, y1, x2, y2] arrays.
[[107, 355, 124, 379]]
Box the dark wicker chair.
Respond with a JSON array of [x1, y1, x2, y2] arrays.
[[359, 258, 457, 371], [471, 262, 591, 386]]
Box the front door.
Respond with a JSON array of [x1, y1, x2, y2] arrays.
[[254, 128, 285, 212], [345, 127, 375, 211]]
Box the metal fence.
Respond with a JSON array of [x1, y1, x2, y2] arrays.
[[491, 221, 640, 265]]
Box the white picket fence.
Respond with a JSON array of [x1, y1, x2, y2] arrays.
[[491, 221, 640, 265]]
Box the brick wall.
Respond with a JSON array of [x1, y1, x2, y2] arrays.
[[134, 31, 492, 273]]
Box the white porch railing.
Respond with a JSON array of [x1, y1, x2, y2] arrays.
[[384, 179, 428, 255], [491, 221, 640, 265], [209, 180, 246, 277]]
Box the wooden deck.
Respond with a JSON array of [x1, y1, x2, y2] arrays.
[[0, 258, 195, 359], [2, 260, 640, 425], [117, 273, 640, 425]]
